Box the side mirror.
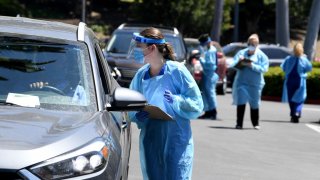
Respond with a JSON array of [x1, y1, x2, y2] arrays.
[[107, 87, 147, 111]]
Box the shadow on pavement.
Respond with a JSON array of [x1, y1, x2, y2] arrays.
[[208, 126, 255, 130], [260, 119, 291, 123]]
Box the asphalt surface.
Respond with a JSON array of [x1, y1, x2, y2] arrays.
[[128, 91, 320, 180]]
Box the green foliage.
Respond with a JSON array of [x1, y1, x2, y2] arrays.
[[263, 66, 320, 100], [0, 0, 25, 16], [89, 24, 111, 35], [262, 66, 285, 97], [312, 61, 320, 68], [129, 0, 234, 37], [306, 68, 320, 99]]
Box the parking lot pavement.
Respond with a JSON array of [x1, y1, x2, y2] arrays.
[[129, 93, 320, 180]]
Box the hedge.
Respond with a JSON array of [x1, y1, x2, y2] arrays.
[[262, 64, 320, 101]]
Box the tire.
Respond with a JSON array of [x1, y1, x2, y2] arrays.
[[216, 77, 227, 95]]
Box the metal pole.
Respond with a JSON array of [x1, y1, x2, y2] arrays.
[[211, 0, 224, 42], [304, 0, 320, 61], [82, 0, 86, 23], [276, 0, 290, 47]]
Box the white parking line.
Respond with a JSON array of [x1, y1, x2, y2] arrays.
[[306, 124, 320, 134], [304, 107, 320, 111]]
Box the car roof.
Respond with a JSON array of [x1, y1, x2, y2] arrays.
[[184, 38, 199, 43], [115, 23, 180, 36], [224, 42, 292, 50], [0, 16, 92, 42]]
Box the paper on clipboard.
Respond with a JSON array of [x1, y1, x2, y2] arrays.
[[143, 105, 173, 121]]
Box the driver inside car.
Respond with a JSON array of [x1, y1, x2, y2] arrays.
[[27, 55, 86, 105]]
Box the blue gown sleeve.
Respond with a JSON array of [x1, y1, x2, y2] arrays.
[[170, 64, 204, 120], [301, 57, 312, 73], [230, 50, 242, 69], [251, 52, 269, 73], [128, 68, 148, 129], [281, 56, 290, 72]]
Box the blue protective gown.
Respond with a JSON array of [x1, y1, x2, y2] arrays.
[[281, 55, 312, 103], [129, 61, 203, 180], [231, 48, 269, 109], [199, 45, 219, 111]]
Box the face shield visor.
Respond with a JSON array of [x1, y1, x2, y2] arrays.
[[127, 32, 166, 64]]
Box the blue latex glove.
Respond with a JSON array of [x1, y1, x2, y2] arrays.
[[135, 111, 149, 122], [164, 90, 174, 104]]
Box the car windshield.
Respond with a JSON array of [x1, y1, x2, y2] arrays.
[[0, 36, 97, 111], [106, 31, 184, 60]]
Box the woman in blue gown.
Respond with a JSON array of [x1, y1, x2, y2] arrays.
[[230, 34, 269, 130], [128, 27, 203, 180], [281, 43, 312, 123]]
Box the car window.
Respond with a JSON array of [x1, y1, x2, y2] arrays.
[[105, 31, 184, 60], [106, 31, 132, 54], [0, 36, 97, 111], [260, 48, 291, 59], [165, 35, 184, 61], [185, 41, 200, 53]]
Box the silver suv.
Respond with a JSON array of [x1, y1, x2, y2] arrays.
[[0, 16, 146, 180]]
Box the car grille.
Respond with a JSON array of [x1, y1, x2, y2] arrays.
[[0, 170, 23, 180], [120, 69, 137, 79]]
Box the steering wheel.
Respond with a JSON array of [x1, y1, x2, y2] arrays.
[[41, 85, 66, 96]]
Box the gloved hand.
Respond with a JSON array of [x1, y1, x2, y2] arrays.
[[164, 90, 174, 104], [135, 111, 149, 122]]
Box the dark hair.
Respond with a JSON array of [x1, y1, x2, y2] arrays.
[[198, 34, 210, 46], [140, 27, 175, 61]]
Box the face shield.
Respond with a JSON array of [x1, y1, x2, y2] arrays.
[[127, 32, 166, 64]]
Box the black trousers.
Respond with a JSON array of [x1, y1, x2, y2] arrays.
[[236, 104, 259, 127]]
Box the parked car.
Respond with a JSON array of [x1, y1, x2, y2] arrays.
[[184, 38, 228, 95], [223, 42, 292, 87], [104, 23, 188, 87], [0, 16, 147, 180]]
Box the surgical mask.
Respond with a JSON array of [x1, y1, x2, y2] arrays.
[[248, 45, 256, 51], [133, 47, 145, 64]]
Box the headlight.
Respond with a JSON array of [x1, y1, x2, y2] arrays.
[[29, 140, 109, 180]]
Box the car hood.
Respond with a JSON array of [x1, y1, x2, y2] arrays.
[[0, 106, 102, 169]]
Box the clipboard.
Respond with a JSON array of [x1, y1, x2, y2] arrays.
[[143, 105, 173, 121], [234, 58, 252, 69]]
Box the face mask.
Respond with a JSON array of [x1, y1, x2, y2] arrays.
[[133, 47, 145, 64], [248, 45, 256, 51]]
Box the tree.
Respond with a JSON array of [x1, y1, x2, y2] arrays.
[[304, 0, 320, 61]]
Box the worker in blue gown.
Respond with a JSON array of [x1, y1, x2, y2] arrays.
[[128, 27, 204, 180], [281, 42, 312, 123], [230, 34, 269, 130], [197, 34, 219, 120]]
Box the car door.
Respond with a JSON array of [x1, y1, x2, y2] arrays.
[[94, 41, 131, 179]]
